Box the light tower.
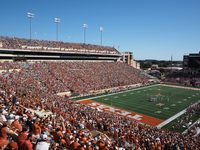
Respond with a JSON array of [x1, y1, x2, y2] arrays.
[[27, 12, 34, 41], [83, 23, 88, 44], [100, 26, 104, 45], [54, 18, 61, 41]]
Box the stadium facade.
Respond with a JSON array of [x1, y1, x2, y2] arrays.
[[0, 48, 121, 61], [120, 52, 140, 69]]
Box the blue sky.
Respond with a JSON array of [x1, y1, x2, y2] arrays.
[[0, 0, 200, 60]]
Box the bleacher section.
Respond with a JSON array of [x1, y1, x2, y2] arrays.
[[0, 61, 148, 95], [0, 37, 121, 61]]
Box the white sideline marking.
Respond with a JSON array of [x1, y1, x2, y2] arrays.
[[157, 100, 200, 129], [157, 109, 186, 129], [160, 84, 200, 91], [77, 84, 159, 102]]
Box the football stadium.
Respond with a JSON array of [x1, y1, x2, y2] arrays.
[[0, 1, 200, 150]]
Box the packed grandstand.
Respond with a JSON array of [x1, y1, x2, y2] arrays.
[[0, 37, 200, 150], [0, 37, 119, 55]]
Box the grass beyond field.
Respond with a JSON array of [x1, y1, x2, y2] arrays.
[[90, 85, 200, 120]]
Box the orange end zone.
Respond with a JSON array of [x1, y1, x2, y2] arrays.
[[127, 112, 163, 126], [79, 99, 93, 104], [79, 99, 163, 126]]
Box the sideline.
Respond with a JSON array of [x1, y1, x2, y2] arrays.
[[157, 100, 200, 129], [156, 84, 200, 129], [160, 84, 200, 91], [156, 109, 186, 129], [77, 84, 159, 102]]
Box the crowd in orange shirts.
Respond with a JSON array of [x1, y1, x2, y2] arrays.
[[0, 61, 199, 149]]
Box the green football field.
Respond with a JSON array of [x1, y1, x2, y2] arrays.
[[90, 84, 200, 120]]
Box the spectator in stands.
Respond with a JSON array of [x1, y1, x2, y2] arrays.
[[35, 134, 50, 150], [20, 133, 33, 150]]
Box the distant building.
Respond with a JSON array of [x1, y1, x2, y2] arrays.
[[183, 52, 200, 70], [151, 64, 159, 70], [121, 52, 140, 69]]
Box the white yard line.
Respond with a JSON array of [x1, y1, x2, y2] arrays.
[[77, 84, 159, 102]]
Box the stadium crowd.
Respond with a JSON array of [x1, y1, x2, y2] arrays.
[[0, 37, 119, 55], [0, 61, 199, 149], [0, 61, 148, 95]]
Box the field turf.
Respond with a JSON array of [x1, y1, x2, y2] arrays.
[[91, 85, 200, 120]]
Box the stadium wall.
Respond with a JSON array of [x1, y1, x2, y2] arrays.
[[0, 48, 121, 61]]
